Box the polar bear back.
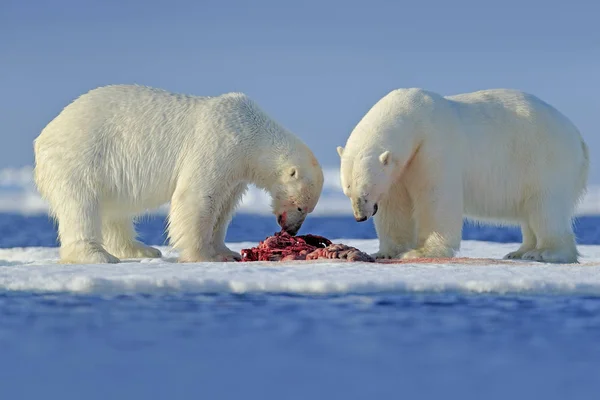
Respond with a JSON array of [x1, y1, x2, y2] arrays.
[[35, 84, 258, 165], [33, 85, 291, 212], [444, 89, 587, 220], [342, 87, 588, 223]]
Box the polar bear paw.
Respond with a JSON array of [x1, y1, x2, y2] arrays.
[[401, 248, 427, 259], [401, 246, 455, 260], [212, 245, 243, 262], [521, 248, 578, 264], [370, 250, 401, 260], [112, 242, 162, 259], [137, 245, 163, 259], [179, 248, 242, 263], [215, 249, 242, 262], [503, 249, 529, 260], [60, 241, 120, 264]]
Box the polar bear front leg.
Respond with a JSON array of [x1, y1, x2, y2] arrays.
[[371, 183, 416, 259], [403, 180, 463, 259], [211, 183, 247, 261], [168, 179, 237, 262], [102, 217, 162, 259]]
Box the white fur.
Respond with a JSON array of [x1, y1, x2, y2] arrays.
[[34, 85, 324, 263], [338, 88, 589, 263]]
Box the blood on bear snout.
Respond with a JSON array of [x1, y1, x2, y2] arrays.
[[277, 211, 288, 226]]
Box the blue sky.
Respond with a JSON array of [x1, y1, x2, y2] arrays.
[[2, 0, 598, 181]]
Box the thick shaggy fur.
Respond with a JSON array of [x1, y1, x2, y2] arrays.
[[34, 85, 324, 263], [338, 88, 589, 263]]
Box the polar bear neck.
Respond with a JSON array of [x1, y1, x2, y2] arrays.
[[229, 99, 306, 192], [247, 133, 308, 192], [343, 93, 431, 173], [207, 92, 314, 195]]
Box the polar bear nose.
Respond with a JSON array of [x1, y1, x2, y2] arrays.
[[372, 203, 378, 216]]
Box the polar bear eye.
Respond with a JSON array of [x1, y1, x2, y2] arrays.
[[297, 207, 302, 212]]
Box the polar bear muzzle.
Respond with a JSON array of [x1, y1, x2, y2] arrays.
[[352, 197, 378, 222], [277, 210, 307, 235]]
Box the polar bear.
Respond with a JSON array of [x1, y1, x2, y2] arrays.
[[337, 88, 589, 264], [34, 85, 324, 264]]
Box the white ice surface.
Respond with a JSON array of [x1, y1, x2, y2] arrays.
[[1, 165, 599, 216], [1, 239, 600, 296]]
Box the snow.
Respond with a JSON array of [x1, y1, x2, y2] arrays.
[[3, 165, 598, 298], [1, 239, 600, 296], [2, 165, 599, 216]]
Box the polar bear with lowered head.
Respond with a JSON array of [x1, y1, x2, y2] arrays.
[[337, 88, 589, 264], [34, 85, 324, 264]]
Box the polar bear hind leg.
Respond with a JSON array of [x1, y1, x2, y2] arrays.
[[52, 192, 120, 264], [519, 194, 578, 264], [102, 217, 162, 259], [504, 223, 537, 260]]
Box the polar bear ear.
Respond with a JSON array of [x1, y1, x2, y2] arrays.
[[379, 150, 392, 166], [289, 166, 298, 178], [336, 146, 344, 157]]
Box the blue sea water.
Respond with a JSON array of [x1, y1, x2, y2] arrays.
[[1, 214, 600, 399], [2, 213, 599, 248]]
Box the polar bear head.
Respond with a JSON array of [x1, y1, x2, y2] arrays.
[[337, 146, 397, 222], [270, 150, 324, 235]]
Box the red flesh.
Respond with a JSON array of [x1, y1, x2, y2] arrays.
[[240, 231, 375, 263]]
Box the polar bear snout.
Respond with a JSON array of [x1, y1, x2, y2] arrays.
[[277, 210, 307, 235], [354, 204, 378, 222], [352, 197, 378, 222], [282, 224, 301, 235]]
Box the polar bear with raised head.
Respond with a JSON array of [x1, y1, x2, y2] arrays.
[[337, 88, 589, 264], [34, 85, 324, 264]]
